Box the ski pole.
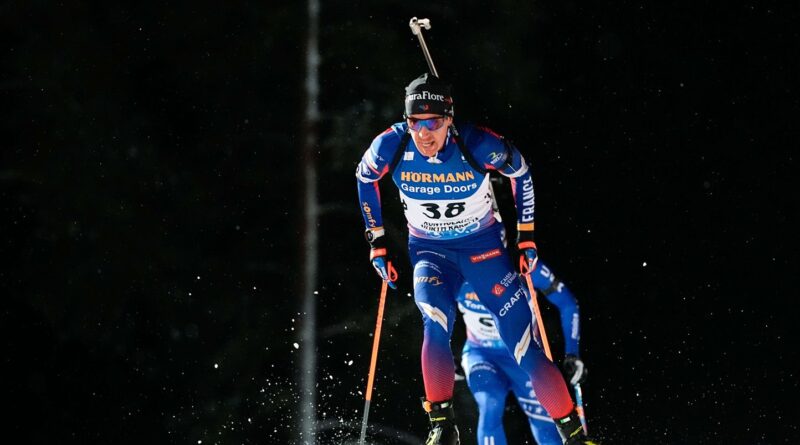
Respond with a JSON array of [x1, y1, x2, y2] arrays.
[[520, 257, 553, 361], [573, 382, 588, 435], [520, 258, 589, 431], [358, 262, 397, 445], [521, 259, 589, 433], [409, 17, 439, 78]]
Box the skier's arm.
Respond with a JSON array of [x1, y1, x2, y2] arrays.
[[469, 126, 534, 237], [495, 143, 534, 236], [531, 262, 580, 356], [470, 127, 537, 268], [356, 128, 401, 286], [532, 261, 587, 384], [356, 129, 398, 232]]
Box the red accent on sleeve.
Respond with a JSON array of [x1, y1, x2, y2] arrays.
[[371, 182, 381, 205]]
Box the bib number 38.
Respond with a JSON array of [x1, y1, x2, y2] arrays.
[[420, 202, 466, 219]]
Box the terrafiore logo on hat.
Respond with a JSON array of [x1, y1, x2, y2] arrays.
[[404, 73, 455, 117], [405, 90, 447, 103]]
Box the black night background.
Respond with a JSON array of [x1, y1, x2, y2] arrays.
[[2, 1, 797, 444]]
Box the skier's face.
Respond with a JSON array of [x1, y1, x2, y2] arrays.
[[407, 113, 452, 157]]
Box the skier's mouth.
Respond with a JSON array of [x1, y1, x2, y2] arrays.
[[419, 139, 437, 154]]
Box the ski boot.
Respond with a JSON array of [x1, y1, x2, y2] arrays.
[[422, 399, 460, 445], [555, 409, 601, 444]]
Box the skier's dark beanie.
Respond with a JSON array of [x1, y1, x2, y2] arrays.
[[404, 73, 454, 117]]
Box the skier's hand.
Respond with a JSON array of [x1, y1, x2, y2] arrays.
[[365, 227, 397, 289], [516, 230, 538, 274], [562, 354, 587, 385], [370, 256, 397, 289]]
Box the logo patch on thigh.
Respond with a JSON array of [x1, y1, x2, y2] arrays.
[[514, 324, 532, 364], [418, 302, 449, 332], [470, 248, 501, 263], [492, 284, 505, 296], [415, 276, 444, 286]]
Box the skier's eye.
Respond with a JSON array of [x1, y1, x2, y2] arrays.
[[408, 117, 445, 132]]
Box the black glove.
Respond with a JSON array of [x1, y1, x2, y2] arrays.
[[365, 227, 397, 289], [562, 354, 587, 385]]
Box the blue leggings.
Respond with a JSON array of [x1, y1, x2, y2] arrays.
[[463, 346, 562, 445]]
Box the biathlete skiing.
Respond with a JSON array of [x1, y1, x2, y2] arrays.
[[355, 74, 600, 444]]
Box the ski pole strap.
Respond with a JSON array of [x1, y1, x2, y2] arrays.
[[386, 261, 398, 281], [370, 248, 387, 259], [519, 256, 529, 274], [518, 241, 537, 275]]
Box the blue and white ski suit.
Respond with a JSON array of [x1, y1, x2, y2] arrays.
[[356, 122, 575, 418]]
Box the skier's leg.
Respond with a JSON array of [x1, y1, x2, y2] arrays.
[[408, 246, 463, 445], [460, 244, 575, 420], [411, 249, 462, 403], [518, 395, 563, 445], [463, 348, 511, 445], [503, 353, 562, 445]]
